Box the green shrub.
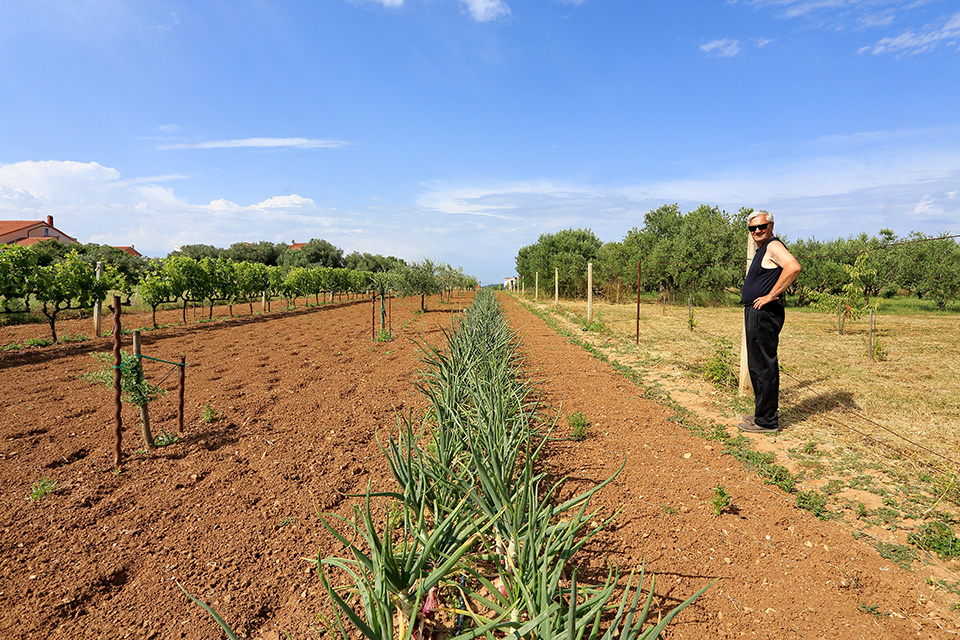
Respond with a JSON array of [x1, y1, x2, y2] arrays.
[[703, 339, 737, 390]]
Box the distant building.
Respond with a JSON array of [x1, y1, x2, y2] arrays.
[[113, 246, 143, 257], [0, 215, 79, 247], [0, 216, 141, 256], [503, 276, 520, 290], [289, 242, 308, 251]]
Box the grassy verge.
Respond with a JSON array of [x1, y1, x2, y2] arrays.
[[511, 293, 960, 595]]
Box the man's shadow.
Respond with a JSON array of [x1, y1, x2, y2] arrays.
[[782, 387, 859, 430]]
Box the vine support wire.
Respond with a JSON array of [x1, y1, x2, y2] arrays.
[[93, 261, 103, 337]]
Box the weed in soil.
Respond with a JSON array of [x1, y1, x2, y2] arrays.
[[28, 477, 57, 501], [712, 485, 731, 515], [908, 521, 960, 560], [872, 541, 917, 569], [154, 430, 180, 447], [797, 490, 830, 520], [568, 411, 590, 441], [202, 404, 218, 423]]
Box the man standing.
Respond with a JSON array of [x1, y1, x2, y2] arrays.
[[739, 210, 801, 433]]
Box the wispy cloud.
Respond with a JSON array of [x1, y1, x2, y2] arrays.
[[152, 12, 180, 33], [460, 0, 511, 22], [416, 129, 960, 242], [740, 0, 908, 23], [159, 137, 352, 151], [701, 39, 742, 57], [0, 160, 341, 253], [858, 11, 960, 56], [355, 0, 509, 21]]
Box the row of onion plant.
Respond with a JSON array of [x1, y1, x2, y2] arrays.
[[312, 289, 712, 639]]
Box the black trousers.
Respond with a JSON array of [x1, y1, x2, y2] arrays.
[[744, 304, 785, 428]]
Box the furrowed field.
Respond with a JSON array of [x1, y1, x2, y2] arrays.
[[1, 291, 958, 639]]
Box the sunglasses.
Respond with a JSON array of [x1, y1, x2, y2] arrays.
[[748, 223, 770, 232]]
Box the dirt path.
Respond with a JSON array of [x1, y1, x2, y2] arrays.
[[498, 293, 959, 639], [1, 292, 957, 639]]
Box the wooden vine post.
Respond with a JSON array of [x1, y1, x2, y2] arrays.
[[739, 234, 757, 397], [535, 271, 539, 301], [554, 267, 559, 307], [178, 355, 186, 433], [636, 260, 641, 344], [132, 331, 157, 451], [587, 262, 593, 322], [868, 309, 875, 360], [111, 295, 123, 468]]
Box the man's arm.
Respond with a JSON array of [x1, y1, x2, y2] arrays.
[[753, 240, 802, 309]]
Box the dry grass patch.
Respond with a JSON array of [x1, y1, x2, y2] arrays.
[[520, 294, 960, 581]]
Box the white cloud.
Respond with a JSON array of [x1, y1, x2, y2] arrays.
[[159, 137, 351, 151], [701, 39, 742, 57], [251, 195, 316, 209], [0, 160, 340, 255], [415, 132, 960, 245], [460, 0, 510, 22], [0, 160, 120, 202], [858, 11, 960, 56]]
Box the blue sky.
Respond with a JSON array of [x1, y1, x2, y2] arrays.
[[1, 0, 958, 284]]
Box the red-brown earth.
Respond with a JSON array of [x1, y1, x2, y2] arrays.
[[1, 292, 957, 639]]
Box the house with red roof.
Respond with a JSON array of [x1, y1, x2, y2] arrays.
[[113, 246, 143, 257], [0, 216, 143, 256], [0, 216, 79, 248]]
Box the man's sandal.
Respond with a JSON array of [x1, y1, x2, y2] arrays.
[[737, 421, 780, 433]]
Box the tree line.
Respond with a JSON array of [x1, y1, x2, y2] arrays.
[[0, 239, 478, 342], [515, 204, 960, 310]]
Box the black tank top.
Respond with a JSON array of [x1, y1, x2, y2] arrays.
[[741, 237, 784, 306]]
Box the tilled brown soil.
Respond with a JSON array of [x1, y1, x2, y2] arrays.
[[1, 293, 957, 639]]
